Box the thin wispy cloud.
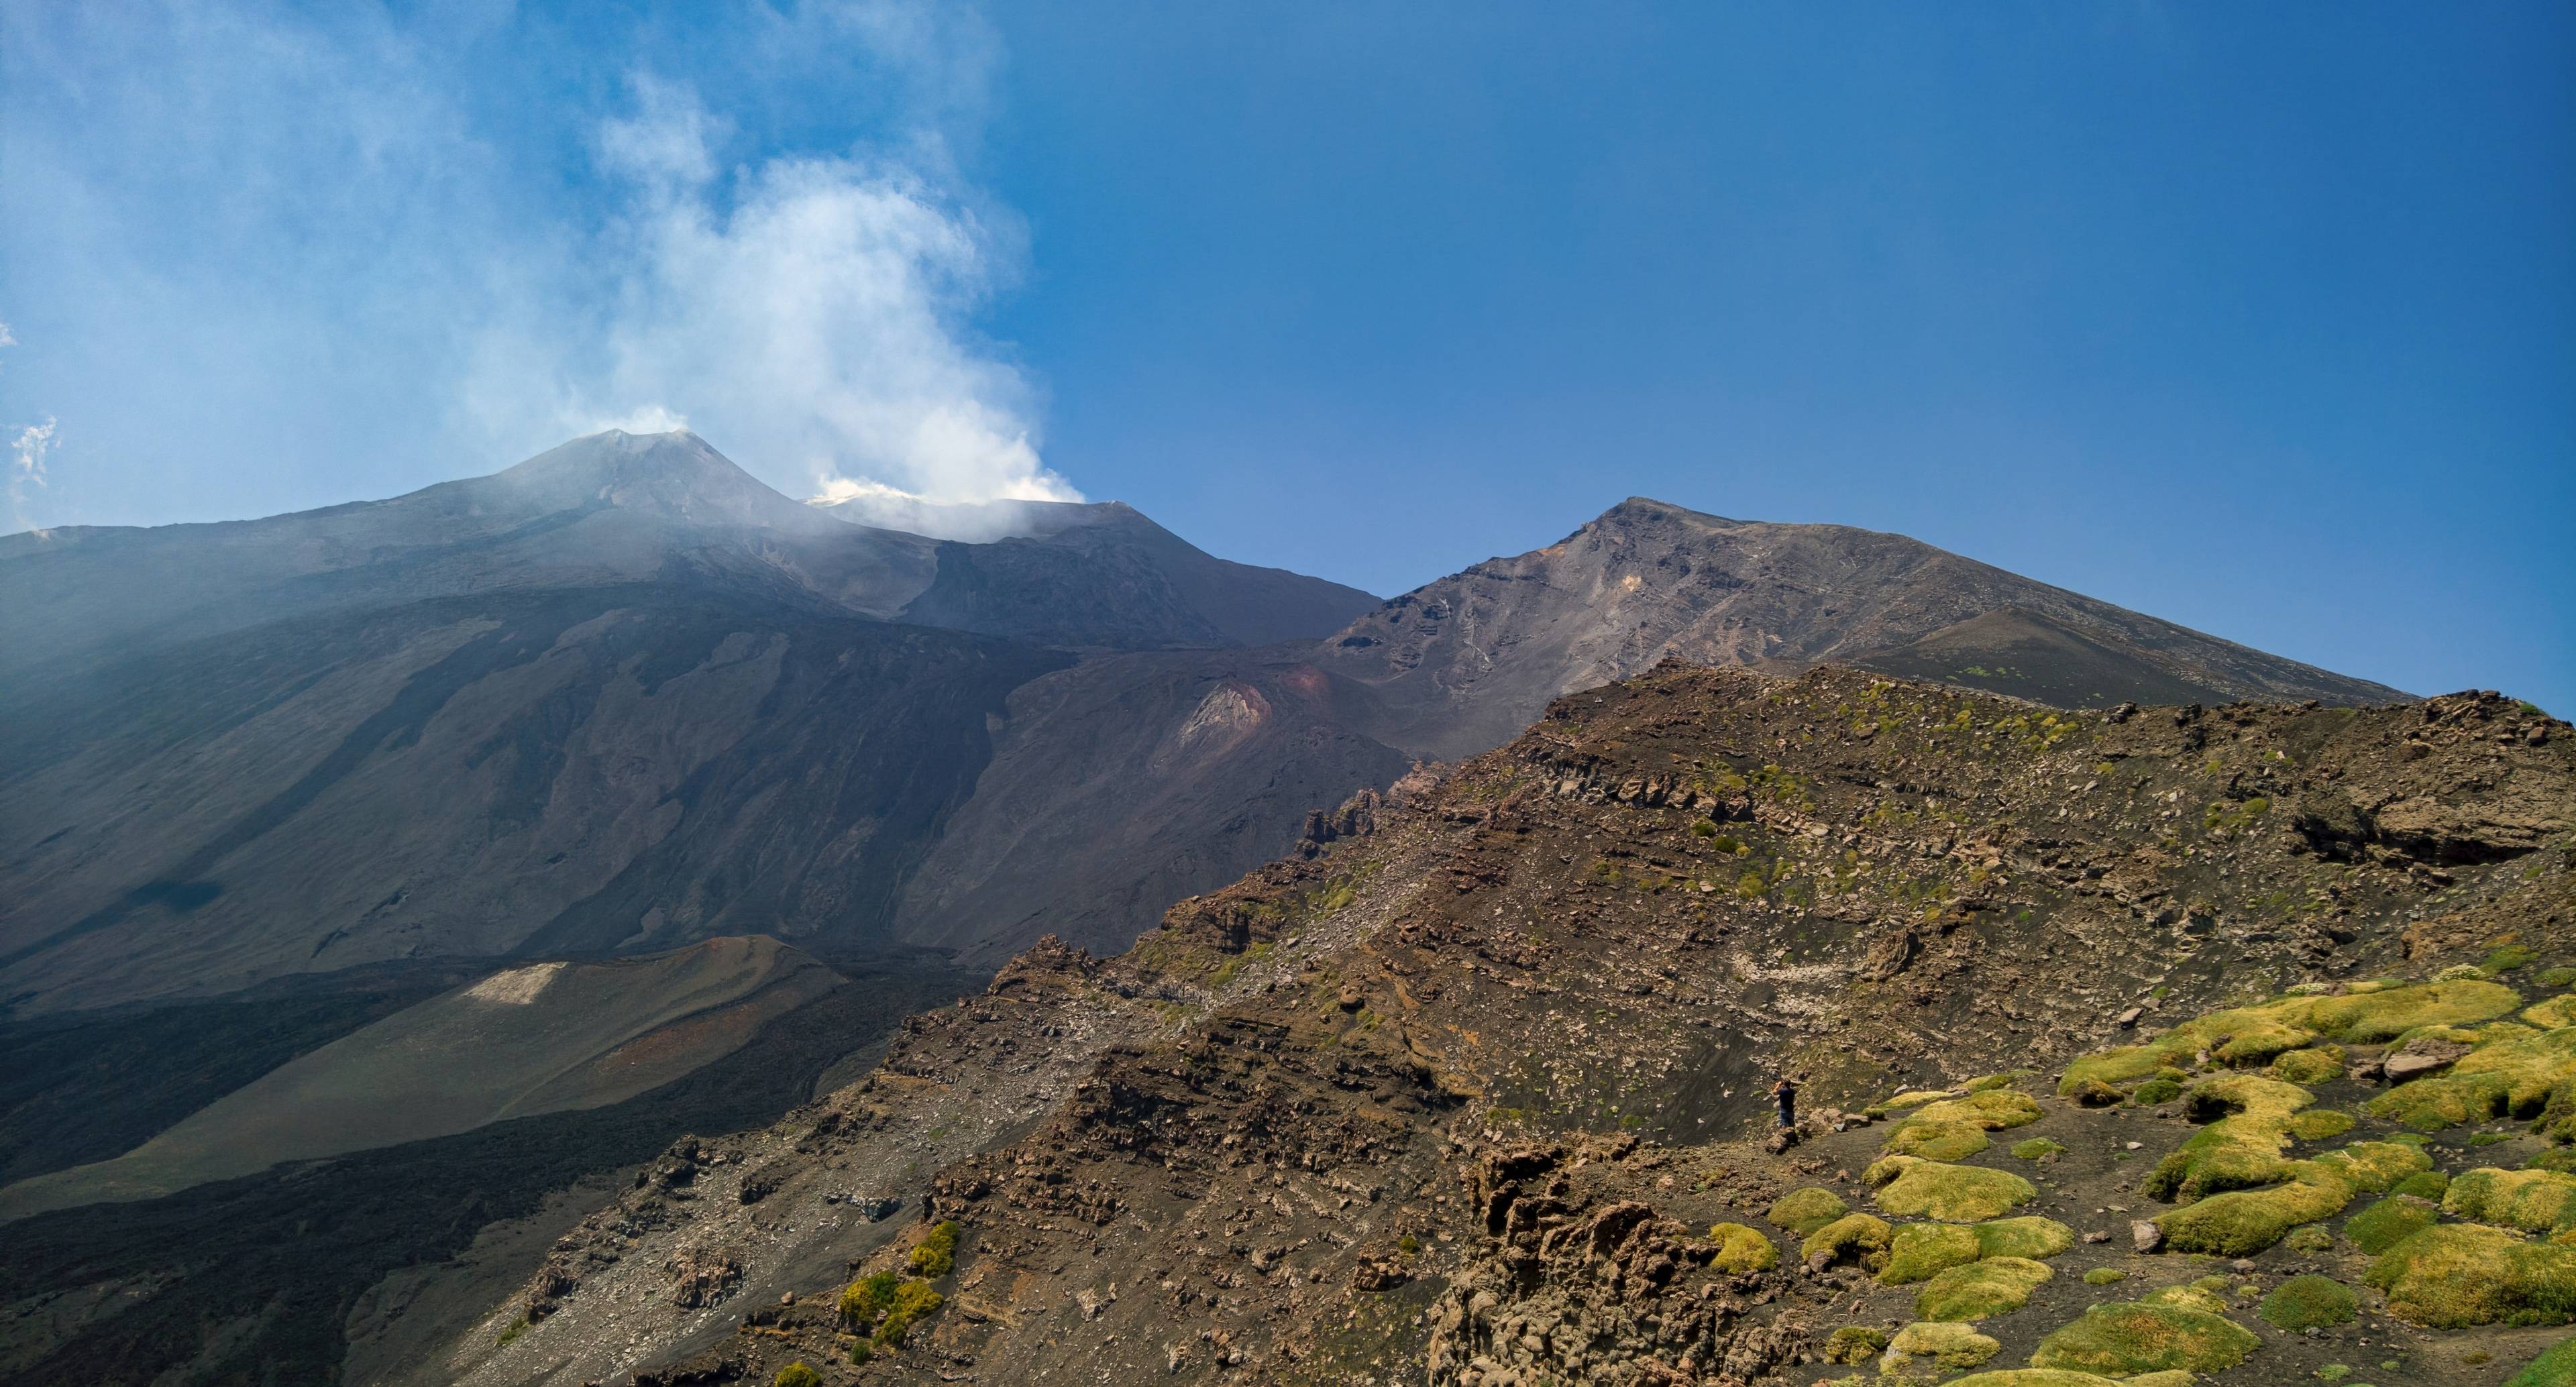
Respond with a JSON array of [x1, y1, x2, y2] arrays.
[[0, 319, 44, 535], [9, 417, 56, 537], [0, 0, 1071, 534]]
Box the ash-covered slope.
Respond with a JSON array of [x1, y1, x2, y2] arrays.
[[896, 501, 1377, 650], [889, 647, 1414, 961], [0, 432, 1383, 1013], [1316, 498, 2406, 760], [396, 668, 2567, 1387], [0, 582, 1062, 1014]]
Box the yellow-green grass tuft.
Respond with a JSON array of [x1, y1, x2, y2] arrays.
[[1768, 1186, 1850, 1237], [2394, 1169, 2451, 1200], [1821, 1325, 1888, 1364], [1882, 1223, 1981, 1284], [2140, 1073, 2312, 1203], [2216, 1020, 2312, 1066], [2345, 1194, 2439, 1255], [2259, 1274, 2358, 1331], [1949, 1373, 2192, 1387], [840, 1271, 900, 1326], [1705, 1221, 1779, 1274], [2507, 1334, 2576, 1387], [2528, 995, 2576, 1030], [1803, 1213, 1894, 1273], [2312, 1140, 2434, 1194], [1887, 1319, 2002, 1369], [2445, 1168, 2576, 1235], [2012, 1137, 2068, 1161], [1881, 1216, 2072, 1284], [2155, 1165, 2353, 1256], [2290, 1109, 2356, 1141], [1885, 1090, 2045, 1161], [2302, 979, 2525, 1040], [908, 1219, 961, 1278], [1885, 1122, 1991, 1160], [2365, 1222, 2576, 1327], [1866, 1156, 2037, 1222], [2028, 1285, 2259, 1377], [2058, 980, 2521, 1098], [2367, 1025, 2576, 1140], [2127, 1076, 2184, 1106], [1917, 1256, 2053, 1321], [1975, 1215, 2076, 1260], [2272, 1047, 2347, 1085]]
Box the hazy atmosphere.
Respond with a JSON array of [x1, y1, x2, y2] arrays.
[[4, 2, 2568, 710]]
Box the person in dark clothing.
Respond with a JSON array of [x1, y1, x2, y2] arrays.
[[1770, 1074, 1799, 1130]]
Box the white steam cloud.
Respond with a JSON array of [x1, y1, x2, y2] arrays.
[[564, 78, 1079, 514], [452, 14, 1079, 523], [1, 1, 1076, 532]]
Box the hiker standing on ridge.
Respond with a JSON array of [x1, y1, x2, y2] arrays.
[[1770, 1074, 1799, 1131]]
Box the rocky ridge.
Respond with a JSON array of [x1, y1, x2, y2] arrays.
[[405, 667, 2571, 1386], [1314, 498, 2407, 760]]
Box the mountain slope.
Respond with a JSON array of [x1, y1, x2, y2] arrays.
[[889, 647, 1413, 960], [0, 937, 837, 1219], [1316, 498, 2407, 760], [0, 432, 1383, 1013], [896, 501, 1379, 649], [395, 671, 2569, 1387], [0, 582, 1063, 1013]]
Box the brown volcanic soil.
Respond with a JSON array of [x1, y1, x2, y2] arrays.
[[412, 666, 2569, 1386]]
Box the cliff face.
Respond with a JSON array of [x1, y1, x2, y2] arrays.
[[397, 668, 2568, 1387]]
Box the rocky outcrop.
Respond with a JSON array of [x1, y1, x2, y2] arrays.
[[1430, 1144, 1811, 1386], [402, 665, 2567, 1387]]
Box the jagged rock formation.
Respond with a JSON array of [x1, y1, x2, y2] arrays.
[[384, 667, 2567, 1386]]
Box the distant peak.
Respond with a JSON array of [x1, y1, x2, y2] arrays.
[[484, 431, 820, 529], [1591, 496, 1740, 527]]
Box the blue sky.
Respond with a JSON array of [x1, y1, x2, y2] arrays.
[[3, 3, 2569, 711]]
